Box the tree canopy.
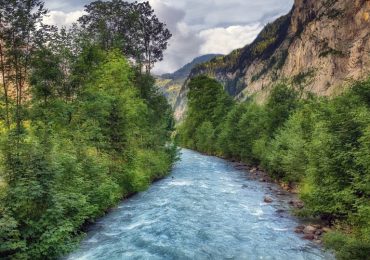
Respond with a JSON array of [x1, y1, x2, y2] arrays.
[[178, 76, 370, 259], [78, 0, 172, 73], [0, 1, 176, 258]]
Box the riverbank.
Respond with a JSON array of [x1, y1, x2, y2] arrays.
[[229, 159, 332, 245], [167, 148, 331, 245], [192, 149, 331, 245], [177, 76, 370, 259], [67, 149, 333, 260]]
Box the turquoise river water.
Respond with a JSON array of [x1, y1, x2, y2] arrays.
[[66, 149, 334, 260]]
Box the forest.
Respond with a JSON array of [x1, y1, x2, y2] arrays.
[[1, 0, 369, 259], [178, 75, 370, 259], [0, 0, 176, 258]]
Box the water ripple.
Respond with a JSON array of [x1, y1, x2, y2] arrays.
[[66, 149, 334, 260]]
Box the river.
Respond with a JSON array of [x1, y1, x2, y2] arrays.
[[67, 149, 333, 260]]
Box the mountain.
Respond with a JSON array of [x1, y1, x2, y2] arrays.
[[156, 54, 222, 108], [161, 54, 222, 81], [174, 0, 370, 120]]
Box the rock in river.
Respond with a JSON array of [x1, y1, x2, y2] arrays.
[[264, 196, 273, 203]]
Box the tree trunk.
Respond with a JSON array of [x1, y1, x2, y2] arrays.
[[0, 42, 10, 128]]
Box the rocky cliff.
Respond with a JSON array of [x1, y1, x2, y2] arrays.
[[174, 0, 370, 120]]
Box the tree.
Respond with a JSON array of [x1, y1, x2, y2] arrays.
[[178, 75, 233, 151], [0, 1, 176, 258], [131, 2, 172, 73], [30, 48, 63, 104], [265, 83, 299, 135], [78, 0, 171, 73], [195, 121, 215, 153], [0, 0, 50, 131]]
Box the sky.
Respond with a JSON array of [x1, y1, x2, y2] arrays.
[[43, 0, 294, 75]]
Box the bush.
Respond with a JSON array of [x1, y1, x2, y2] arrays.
[[195, 121, 215, 153], [179, 77, 370, 259], [324, 231, 370, 260], [0, 51, 176, 259]]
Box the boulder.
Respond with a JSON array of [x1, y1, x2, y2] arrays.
[[289, 199, 304, 209], [303, 234, 315, 240], [294, 225, 305, 234], [264, 196, 273, 203], [303, 225, 317, 234], [322, 227, 331, 233]]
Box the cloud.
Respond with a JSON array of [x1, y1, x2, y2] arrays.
[[43, 0, 294, 74], [150, 0, 293, 74], [164, 0, 293, 28], [44, 10, 86, 27], [147, 0, 203, 74], [44, 0, 88, 12], [198, 24, 264, 55]]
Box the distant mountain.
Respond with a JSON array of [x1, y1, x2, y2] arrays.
[[156, 54, 222, 109], [161, 54, 222, 81], [173, 0, 370, 121]]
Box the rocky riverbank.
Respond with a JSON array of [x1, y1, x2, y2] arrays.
[[232, 161, 331, 245]]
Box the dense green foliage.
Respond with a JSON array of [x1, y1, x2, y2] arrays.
[[0, 0, 175, 259], [178, 76, 370, 259], [78, 0, 172, 73], [0, 50, 175, 259], [177, 76, 233, 153]]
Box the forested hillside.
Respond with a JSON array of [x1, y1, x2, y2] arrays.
[[156, 54, 221, 110], [1, 0, 369, 259], [0, 1, 176, 258], [174, 0, 370, 120], [176, 1, 370, 259], [178, 75, 370, 260]]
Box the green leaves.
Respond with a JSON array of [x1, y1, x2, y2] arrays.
[[78, 0, 172, 73], [195, 121, 215, 153], [0, 0, 175, 257], [0, 47, 175, 258], [180, 76, 370, 259], [178, 75, 233, 153]]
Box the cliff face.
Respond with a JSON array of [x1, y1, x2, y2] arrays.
[[174, 0, 370, 120]]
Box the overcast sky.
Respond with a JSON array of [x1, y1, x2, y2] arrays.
[[43, 0, 294, 75]]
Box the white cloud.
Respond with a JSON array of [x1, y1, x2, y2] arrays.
[[198, 24, 263, 55], [150, 0, 293, 74], [43, 0, 294, 74], [44, 10, 86, 27]]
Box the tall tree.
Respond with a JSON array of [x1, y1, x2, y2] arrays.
[[78, 0, 171, 73], [0, 0, 49, 130]]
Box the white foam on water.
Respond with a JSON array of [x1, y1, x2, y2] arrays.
[[168, 180, 193, 186], [273, 228, 289, 231], [67, 150, 334, 260], [123, 219, 157, 231], [86, 236, 99, 243], [200, 183, 208, 188], [102, 231, 121, 237], [251, 208, 264, 216]]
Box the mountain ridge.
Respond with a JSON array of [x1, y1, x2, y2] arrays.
[[173, 0, 370, 121], [161, 54, 222, 80]]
